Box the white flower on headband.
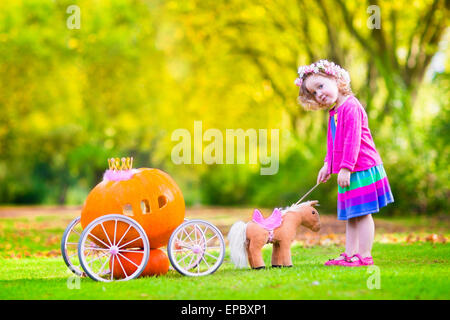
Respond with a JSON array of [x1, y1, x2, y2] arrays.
[[294, 59, 350, 87]]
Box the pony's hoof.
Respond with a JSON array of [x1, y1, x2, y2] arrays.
[[252, 266, 266, 270]]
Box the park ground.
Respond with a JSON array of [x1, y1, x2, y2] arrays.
[[0, 206, 449, 300]]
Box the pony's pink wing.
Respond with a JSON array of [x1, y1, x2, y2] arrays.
[[252, 209, 265, 224], [264, 208, 283, 229], [252, 208, 282, 230]]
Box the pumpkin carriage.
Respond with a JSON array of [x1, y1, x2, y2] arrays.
[[61, 158, 225, 282]]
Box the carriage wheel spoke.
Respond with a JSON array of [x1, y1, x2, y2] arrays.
[[181, 228, 191, 242], [201, 255, 211, 269], [186, 253, 196, 269], [119, 249, 145, 253], [194, 225, 198, 243], [177, 252, 193, 264], [113, 219, 118, 245], [118, 235, 142, 249], [98, 255, 111, 276], [83, 247, 110, 251], [87, 250, 109, 266], [180, 229, 190, 244], [100, 222, 113, 247], [110, 255, 115, 281], [204, 251, 219, 261], [116, 224, 132, 248], [205, 233, 218, 245], [183, 227, 196, 244], [117, 252, 139, 268], [116, 255, 129, 278], [87, 232, 110, 249]]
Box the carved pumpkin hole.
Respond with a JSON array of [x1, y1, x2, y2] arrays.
[[141, 199, 151, 214], [158, 196, 167, 209], [123, 204, 134, 216]]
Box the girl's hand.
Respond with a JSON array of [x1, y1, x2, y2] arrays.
[[317, 163, 330, 184], [337, 168, 351, 188]]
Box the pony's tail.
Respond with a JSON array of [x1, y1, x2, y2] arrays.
[[227, 221, 248, 268]]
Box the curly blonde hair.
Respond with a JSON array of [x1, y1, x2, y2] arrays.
[[295, 60, 353, 111]]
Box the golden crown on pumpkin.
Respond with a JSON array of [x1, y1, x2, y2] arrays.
[[108, 157, 133, 171]]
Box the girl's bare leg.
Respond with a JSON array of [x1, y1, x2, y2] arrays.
[[345, 217, 359, 256], [357, 214, 375, 258]]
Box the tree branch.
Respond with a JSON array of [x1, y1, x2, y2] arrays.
[[404, 0, 440, 76], [335, 0, 377, 57], [407, 0, 447, 86], [413, 15, 447, 85], [315, 0, 343, 64], [296, 0, 320, 62], [389, 8, 399, 70], [371, 0, 388, 53]]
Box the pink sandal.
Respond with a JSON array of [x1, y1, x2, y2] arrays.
[[340, 254, 374, 267], [324, 253, 350, 266]]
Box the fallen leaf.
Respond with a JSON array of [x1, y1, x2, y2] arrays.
[[426, 234, 438, 243]]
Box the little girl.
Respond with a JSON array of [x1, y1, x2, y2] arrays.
[[294, 60, 394, 267]]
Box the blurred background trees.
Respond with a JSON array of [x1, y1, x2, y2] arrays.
[[0, 0, 448, 216]]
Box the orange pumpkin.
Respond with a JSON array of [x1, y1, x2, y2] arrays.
[[110, 249, 170, 279], [81, 168, 185, 249]]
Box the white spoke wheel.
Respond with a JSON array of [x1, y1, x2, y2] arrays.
[[168, 220, 225, 277], [78, 214, 150, 282], [167, 218, 189, 271], [61, 217, 85, 277]]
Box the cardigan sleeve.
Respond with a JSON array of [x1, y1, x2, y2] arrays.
[[339, 102, 362, 171]]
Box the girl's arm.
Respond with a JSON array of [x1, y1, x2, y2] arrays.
[[340, 104, 362, 171]]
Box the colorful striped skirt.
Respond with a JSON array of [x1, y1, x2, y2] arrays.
[[337, 164, 394, 220]]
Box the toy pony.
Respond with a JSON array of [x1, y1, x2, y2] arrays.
[[227, 200, 321, 269]]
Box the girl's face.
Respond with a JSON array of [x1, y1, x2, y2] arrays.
[[304, 74, 339, 107]]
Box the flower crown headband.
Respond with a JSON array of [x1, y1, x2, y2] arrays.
[[294, 59, 350, 87]]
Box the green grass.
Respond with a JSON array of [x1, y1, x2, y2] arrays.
[[1, 242, 449, 300], [1, 210, 449, 299]]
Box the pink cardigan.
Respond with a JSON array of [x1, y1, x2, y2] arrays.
[[324, 95, 382, 174]]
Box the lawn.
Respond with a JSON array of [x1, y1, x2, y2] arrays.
[[1, 243, 449, 300], [0, 207, 449, 300]]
